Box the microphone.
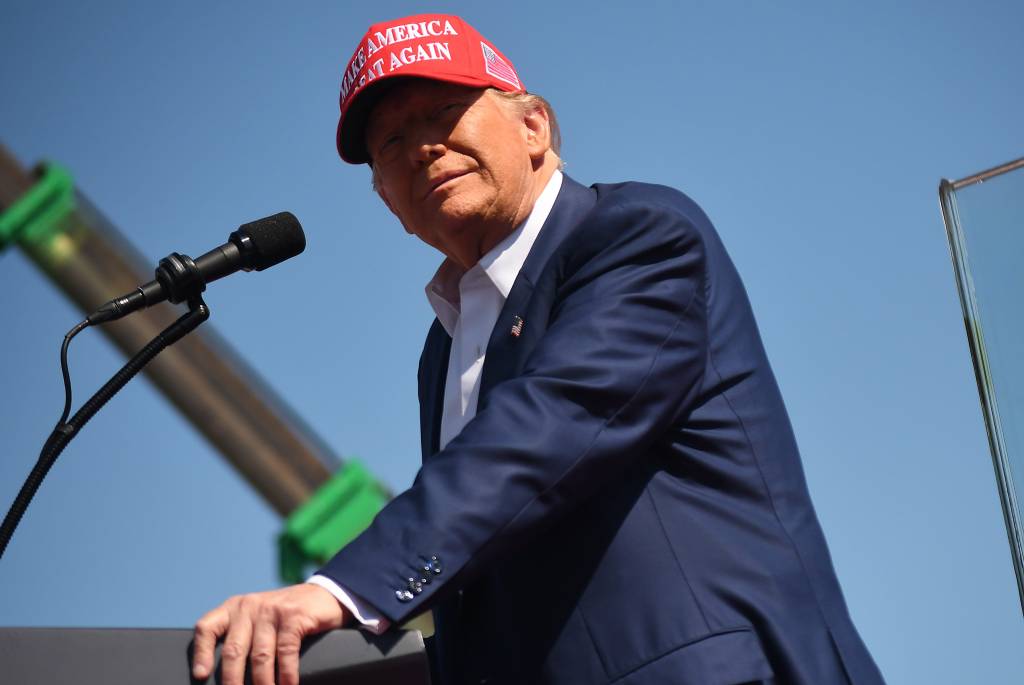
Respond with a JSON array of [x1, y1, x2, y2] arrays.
[[87, 212, 305, 325]]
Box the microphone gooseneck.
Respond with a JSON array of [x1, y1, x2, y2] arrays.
[[87, 211, 305, 325]]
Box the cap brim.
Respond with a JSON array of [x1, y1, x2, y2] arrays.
[[336, 73, 506, 165], [336, 77, 408, 165]]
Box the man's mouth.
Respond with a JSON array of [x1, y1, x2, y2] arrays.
[[425, 171, 469, 198]]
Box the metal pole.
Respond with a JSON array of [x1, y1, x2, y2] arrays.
[[949, 155, 1024, 190]]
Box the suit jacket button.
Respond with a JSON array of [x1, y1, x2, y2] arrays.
[[395, 589, 414, 602]]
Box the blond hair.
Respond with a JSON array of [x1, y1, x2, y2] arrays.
[[488, 89, 562, 157]]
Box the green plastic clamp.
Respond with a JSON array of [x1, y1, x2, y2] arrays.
[[0, 163, 75, 253], [278, 459, 389, 584]]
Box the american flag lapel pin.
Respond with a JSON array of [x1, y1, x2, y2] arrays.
[[510, 315, 525, 337]]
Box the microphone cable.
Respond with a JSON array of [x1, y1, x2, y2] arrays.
[[0, 294, 210, 561], [0, 319, 90, 561]]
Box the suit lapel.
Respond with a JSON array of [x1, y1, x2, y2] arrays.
[[478, 175, 597, 400], [420, 319, 452, 461], [421, 175, 597, 454]]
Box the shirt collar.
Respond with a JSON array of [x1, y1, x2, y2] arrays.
[[426, 169, 563, 335]]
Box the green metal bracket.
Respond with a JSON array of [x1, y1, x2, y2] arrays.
[[0, 163, 75, 253], [278, 459, 388, 584]]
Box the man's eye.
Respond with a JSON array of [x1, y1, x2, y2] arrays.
[[378, 135, 402, 157], [436, 102, 463, 117]]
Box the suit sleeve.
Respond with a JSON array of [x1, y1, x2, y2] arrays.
[[317, 196, 709, 624]]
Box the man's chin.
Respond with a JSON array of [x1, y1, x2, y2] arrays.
[[431, 196, 488, 226]]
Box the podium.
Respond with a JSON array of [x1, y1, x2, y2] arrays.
[[0, 627, 430, 684]]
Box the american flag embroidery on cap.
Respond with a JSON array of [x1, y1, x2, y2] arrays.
[[510, 315, 525, 337], [481, 42, 520, 89]]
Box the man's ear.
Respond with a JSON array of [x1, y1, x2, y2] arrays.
[[522, 105, 552, 165]]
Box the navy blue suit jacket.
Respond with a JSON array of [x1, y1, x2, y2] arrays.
[[320, 175, 885, 684]]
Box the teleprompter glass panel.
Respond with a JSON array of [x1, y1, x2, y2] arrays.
[[941, 157, 1024, 613]]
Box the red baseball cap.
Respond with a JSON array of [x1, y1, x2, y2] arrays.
[[335, 14, 526, 164]]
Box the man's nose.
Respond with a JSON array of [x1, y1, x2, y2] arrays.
[[408, 131, 447, 165]]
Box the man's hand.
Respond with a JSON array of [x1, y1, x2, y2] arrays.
[[191, 583, 348, 685]]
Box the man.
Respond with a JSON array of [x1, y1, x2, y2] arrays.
[[193, 13, 885, 685]]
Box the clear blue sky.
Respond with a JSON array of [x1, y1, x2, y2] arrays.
[[2, 1, 1022, 682]]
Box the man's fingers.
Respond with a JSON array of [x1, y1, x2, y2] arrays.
[[249, 616, 279, 685], [219, 606, 254, 685], [276, 623, 305, 685], [192, 605, 230, 679], [192, 585, 349, 683]]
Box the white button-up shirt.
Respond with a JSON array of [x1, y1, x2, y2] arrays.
[[430, 169, 563, 449], [310, 170, 564, 634]]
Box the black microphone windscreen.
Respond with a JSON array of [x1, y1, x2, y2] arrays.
[[237, 212, 306, 271]]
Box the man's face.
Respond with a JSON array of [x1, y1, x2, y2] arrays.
[[365, 79, 543, 268]]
